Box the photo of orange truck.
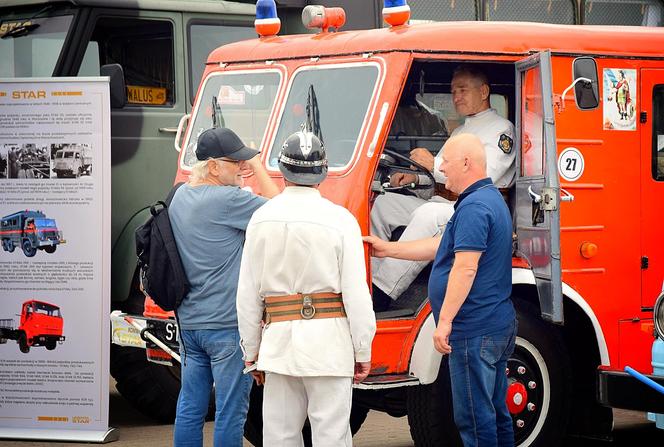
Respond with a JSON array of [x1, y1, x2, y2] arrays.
[[0, 300, 66, 353]]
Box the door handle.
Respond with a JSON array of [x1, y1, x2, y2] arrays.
[[174, 114, 191, 153], [527, 185, 542, 203], [158, 127, 178, 133], [528, 186, 574, 205]]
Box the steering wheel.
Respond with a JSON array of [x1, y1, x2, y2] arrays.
[[379, 147, 436, 193]]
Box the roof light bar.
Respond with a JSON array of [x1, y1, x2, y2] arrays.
[[383, 0, 410, 27], [255, 0, 281, 37], [302, 5, 346, 33]]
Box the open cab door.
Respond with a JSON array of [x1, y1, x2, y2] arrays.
[[515, 50, 564, 324]]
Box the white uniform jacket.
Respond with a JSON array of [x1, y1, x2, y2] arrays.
[[237, 186, 376, 377], [425, 108, 516, 188]]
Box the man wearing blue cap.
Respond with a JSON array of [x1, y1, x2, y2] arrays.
[[170, 127, 279, 447]]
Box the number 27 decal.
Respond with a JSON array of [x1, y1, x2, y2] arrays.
[[558, 147, 584, 182]]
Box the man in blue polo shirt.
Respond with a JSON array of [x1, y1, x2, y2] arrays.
[[364, 133, 516, 447]]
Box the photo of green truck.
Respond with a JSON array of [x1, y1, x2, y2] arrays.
[[0, 210, 66, 257]]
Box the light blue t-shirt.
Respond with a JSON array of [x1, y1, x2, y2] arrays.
[[169, 184, 267, 329]]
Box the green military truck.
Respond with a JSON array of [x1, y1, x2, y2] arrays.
[[0, 0, 259, 420]]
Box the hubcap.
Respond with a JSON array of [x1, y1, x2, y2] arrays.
[[506, 380, 528, 414], [507, 346, 545, 444]]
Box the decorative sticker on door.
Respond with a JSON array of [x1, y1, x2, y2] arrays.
[[603, 68, 637, 131]]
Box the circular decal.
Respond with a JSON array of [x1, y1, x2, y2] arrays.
[[557, 147, 584, 182]]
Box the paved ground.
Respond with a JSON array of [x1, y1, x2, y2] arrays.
[[0, 378, 662, 446]]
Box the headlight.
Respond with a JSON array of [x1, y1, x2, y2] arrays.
[[655, 292, 664, 340]]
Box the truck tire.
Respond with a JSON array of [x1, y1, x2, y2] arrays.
[[243, 383, 370, 447], [110, 344, 181, 423], [44, 246, 57, 254], [22, 240, 37, 257], [2, 239, 14, 253], [18, 333, 30, 353], [46, 340, 57, 350], [510, 304, 571, 447], [406, 355, 463, 447]]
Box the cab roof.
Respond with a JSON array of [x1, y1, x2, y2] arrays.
[[209, 21, 664, 64]]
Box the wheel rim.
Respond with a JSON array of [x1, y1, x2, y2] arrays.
[[23, 240, 35, 256], [508, 336, 551, 446]]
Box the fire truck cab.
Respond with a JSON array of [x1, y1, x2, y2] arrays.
[[0, 300, 65, 353], [112, 5, 664, 446]]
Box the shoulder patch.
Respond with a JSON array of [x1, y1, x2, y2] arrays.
[[498, 133, 513, 154]]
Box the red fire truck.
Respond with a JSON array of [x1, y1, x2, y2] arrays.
[[0, 300, 66, 353], [111, 3, 664, 445]]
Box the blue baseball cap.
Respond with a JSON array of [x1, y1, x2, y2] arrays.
[[195, 127, 259, 161]]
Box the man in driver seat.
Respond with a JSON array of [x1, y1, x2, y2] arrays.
[[370, 65, 515, 310]]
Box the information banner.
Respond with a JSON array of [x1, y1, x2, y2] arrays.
[[0, 78, 114, 442]]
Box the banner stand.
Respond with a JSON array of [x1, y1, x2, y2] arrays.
[[0, 427, 119, 443], [0, 78, 113, 442]]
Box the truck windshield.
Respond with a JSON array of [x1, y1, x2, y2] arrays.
[[34, 219, 56, 228], [0, 13, 74, 77], [183, 71, 282, 167], [268, 64, 380, 169], [32, 302, 60, 316]]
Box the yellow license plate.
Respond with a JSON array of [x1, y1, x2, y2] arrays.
[[126, 85, 167, 105]]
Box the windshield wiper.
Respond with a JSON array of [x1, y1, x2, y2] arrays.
[[305, 84, 324, 144], [1, 5, 52, 39], [211, 96, 225, 128]]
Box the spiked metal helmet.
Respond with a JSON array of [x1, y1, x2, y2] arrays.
[[278, 130, 328, 185]]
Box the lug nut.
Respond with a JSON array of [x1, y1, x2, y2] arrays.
[[516, 419, 525, 428], [527, 403, 536, 412], [528, 381, 536, 389], [517, 366, 526, 375]]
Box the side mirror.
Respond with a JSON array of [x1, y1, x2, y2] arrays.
[[572, 57, 599, 110], [100, 63, 127, 109]]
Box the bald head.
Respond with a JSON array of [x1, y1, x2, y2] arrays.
[[439, 133, 488, 194]]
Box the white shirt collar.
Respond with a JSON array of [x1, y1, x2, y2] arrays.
[[465, 107, 494, 121], [281, 185, 321, 197]]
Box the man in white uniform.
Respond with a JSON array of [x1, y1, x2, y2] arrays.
[[370, 65, 515, 309], [237, 130, 376, 446]]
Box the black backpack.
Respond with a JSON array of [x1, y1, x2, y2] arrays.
[[135, 183, 189, 311]]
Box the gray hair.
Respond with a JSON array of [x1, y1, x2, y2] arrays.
[[189, 158, 214, 182], [452, 64, 489, 87]]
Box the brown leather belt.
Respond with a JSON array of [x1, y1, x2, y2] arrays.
[[263, 292, 345, 324], [434, 183, 458, 201]]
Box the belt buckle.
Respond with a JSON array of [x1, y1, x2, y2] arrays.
[[300, 295, 316, 320]]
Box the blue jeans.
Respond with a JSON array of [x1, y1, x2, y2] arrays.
[[174, 328, 252, 447], [448, 319, 517, 447]]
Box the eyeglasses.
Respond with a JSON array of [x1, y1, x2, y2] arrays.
[[217, 158, 241, 164]]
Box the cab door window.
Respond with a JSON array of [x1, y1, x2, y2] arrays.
[[654, 85, 664, 180], [521, 66, 545, 177], [79, 17, 175, 106]]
